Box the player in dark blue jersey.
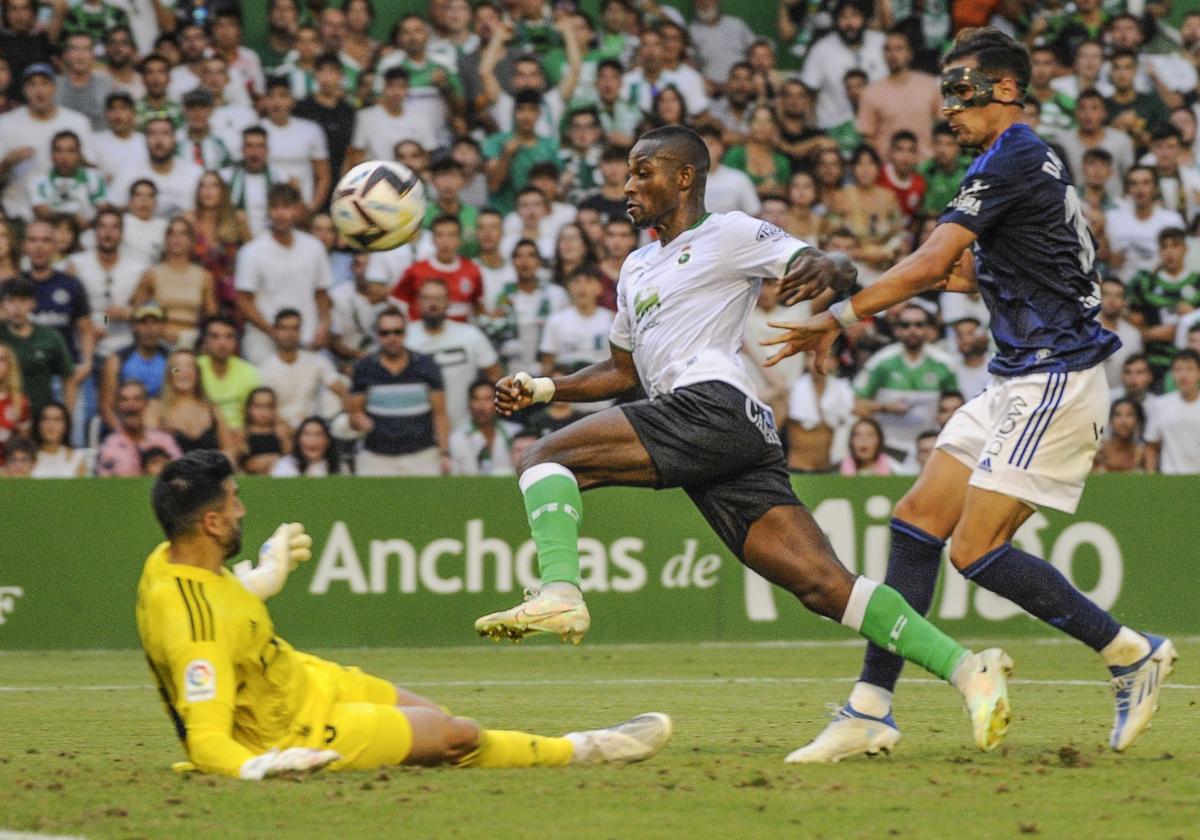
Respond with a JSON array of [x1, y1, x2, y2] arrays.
[[765, 27, 1176, 763]]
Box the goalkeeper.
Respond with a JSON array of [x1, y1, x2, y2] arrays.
[[136, 451, 671, 779]]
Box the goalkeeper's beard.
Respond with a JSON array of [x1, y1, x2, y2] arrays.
[[221, 525, 244, 560]]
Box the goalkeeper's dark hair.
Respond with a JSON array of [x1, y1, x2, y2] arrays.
[[152, 450, 235, 540], [943, 27, 1031, 92], [638, 124, 709, 181]]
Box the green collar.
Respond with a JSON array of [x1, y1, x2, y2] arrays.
[[685, 212, 711, 231]]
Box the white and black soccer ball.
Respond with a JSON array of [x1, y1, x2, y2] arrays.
[[331, 160, 427, 252]]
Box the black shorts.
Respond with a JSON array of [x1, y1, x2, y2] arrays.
[[620, 381, 801, 558]]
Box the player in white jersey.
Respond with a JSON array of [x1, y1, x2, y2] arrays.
[[474, 125, 1016, 761]]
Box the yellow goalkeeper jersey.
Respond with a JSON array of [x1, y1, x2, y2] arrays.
[[136, 542, 327, 777]]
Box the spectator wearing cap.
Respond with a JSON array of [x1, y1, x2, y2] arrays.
[[329, 254, 393, 366], [177, 89, 234, 171], [0, 277, 76, 414], [98, 301, 170, 431], [93, 92, 149, 186], [54, 32, 114, 132], [0, 63, 94, 221], [483, 90, 560, 215], [0, 0, 53, 101], [800, 0, 886, 133], [112, 117, 205, 220], [374, 14, 465, 147], [294, 52, 357, 184], [101, 26, 143, 99], [95, 380, 181, 476], [134, 54, 183, 131], [31, 131, 108, 227], [344, 67, 438, 173], [258, 76, 331, 214], [66, 208, 147, 364], [480, 18, 582, 141], [235, 183, 332, 364], [688, 0, 755, 89], [856, 28, 941, 159]]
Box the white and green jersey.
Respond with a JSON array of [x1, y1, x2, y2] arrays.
[[854, 344, 959, 453], [31, 166, 107, 221], [610, 211, 808, 401]]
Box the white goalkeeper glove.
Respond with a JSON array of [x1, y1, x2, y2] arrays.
[[233, 522, 313, 600], [513, 371, 555, 404], [238, 747, 340, 780]]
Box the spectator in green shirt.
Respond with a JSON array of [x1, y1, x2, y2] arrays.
[[722, 105, 793, 196], [197, 315, 260, 430], [483, 91, 559, 215], [0, 277, 75, 414], [422, 158, 479, 255], [917, 122, 972, 216]]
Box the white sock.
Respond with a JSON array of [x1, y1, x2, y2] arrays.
[[542, 581, 583, 602], [949, 651, 975, 693], [838, 576, 880, 632], [848, 681, 893, 719], [1100, 627, 1151, 668]]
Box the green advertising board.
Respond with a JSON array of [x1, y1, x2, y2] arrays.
[[0, 476, 1196, 650]]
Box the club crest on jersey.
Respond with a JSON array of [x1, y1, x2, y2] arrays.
[[184, 659, 216, 702], [678, 246, 692, 264], [949, 179, 988, 216]]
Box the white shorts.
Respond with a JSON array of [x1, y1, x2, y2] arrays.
[[935, 365, 1108, 514]]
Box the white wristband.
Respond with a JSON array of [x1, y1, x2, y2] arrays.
[[514, 371, 556, 404], [828, 298, 860, 328]]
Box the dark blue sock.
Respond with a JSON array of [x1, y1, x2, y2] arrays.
[[858, 518, 944, 693], [962, 542, 1121, 651]]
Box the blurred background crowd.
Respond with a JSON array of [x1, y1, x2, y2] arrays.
[[1, 0, 1199, 479]]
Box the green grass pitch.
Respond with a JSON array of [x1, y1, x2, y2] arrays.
[[1, 640, 1197, 839]]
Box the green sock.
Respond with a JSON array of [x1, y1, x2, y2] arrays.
[[520, 463, 583, 588], [842, 578, 968, 682]]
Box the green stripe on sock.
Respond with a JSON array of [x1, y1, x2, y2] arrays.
[[859, 584, 968, 682], [523, 473, 583, 587]]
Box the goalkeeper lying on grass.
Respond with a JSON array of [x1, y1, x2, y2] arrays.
[[136, 451, 671, 779]]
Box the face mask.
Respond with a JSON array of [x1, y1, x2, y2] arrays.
[[940, 66, 1001, 113]]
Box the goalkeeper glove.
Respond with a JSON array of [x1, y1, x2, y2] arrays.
[[238, 747, 340, 780], [233, 522, 313, 600]]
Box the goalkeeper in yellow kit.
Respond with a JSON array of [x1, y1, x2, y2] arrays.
[[136, 451, 672, 779]]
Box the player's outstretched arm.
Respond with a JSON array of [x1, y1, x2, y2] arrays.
[[496, 346, 638, 416], [762, 223, 978, 367]]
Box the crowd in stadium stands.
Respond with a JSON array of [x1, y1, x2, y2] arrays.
[[1, 0, 1200, 479]]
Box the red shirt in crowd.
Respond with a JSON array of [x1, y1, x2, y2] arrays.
[[878, 164, 927, 221], [0, 392, 30, 466], [391, 257, 484, 323]]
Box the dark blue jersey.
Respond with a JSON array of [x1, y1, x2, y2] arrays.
[[939, 123, 1120, 377]]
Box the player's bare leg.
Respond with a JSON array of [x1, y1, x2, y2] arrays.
[[474, 407, 658, 643], [738, 504, 1012, 757], [392, 685, 444, 711]]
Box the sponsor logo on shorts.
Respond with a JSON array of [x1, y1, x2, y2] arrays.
[[184, 659, 216, 702], [744, 398, 781, 446]]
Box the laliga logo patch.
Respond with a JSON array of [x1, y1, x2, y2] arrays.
[[756, 221, 785, 241], [184, 659, 217, 702]]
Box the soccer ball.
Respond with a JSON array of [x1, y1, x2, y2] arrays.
[[331, 160, 427, 252]]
